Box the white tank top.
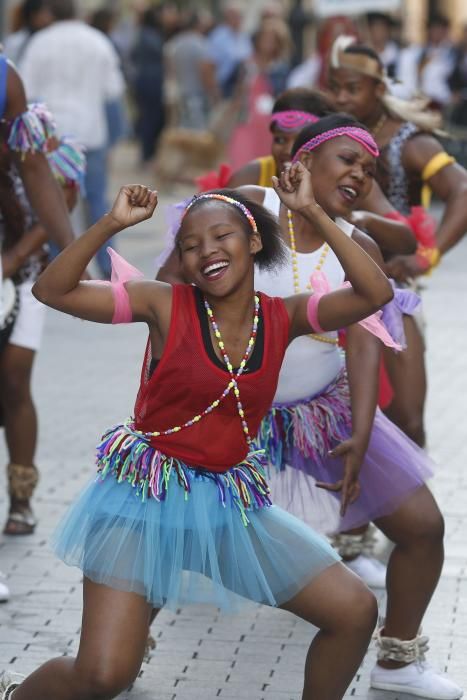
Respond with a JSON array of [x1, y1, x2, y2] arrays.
[[255, 188, 353, 403]]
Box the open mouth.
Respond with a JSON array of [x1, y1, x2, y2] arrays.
[[201, 260, 230, 281], [338, 185, 359, 203]]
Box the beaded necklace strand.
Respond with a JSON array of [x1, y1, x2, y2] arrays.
[[126, 295, 260, 445], [287, 210, 338, 346]]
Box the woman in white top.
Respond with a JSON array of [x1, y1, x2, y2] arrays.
[[157, 114, 462, 700], [240, 116, 461, 700]]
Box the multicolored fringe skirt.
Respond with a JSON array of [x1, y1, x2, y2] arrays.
[[52, 423, 339, 612], [256, 370, 434, 534]]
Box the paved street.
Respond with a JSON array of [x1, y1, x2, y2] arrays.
[[1, 147, 467, 699]]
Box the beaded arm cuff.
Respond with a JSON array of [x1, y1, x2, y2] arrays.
[[7, 103, 56, 156]]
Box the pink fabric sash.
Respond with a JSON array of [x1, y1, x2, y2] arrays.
[[308, 270, 402, 350], [100, 248, 144, 324]]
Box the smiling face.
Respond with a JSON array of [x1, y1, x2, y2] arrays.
[[270, 125, 297, 173], [178, 202, 263, 297], [327, 67, 385, 124], [300, 136, 376, 218]]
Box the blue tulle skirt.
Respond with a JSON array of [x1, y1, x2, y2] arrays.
[[52, 464, 339, 612]]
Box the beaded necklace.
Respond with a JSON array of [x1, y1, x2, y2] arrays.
[[370, 112, 387, 138], [287, 210, 338, 346], [126, 295, 260, 445]]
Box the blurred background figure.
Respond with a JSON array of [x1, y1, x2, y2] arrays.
[[208, 2, 252, 99], [20, 0, 125, 278], [448, 24, 467, 130], [366, 11, 400, 79], [396, 14, 455, 109], [228, 17, 291, 170], [287, 15, 358, 90], [2, 0, 53, 66], [164, 10, 218, 131], [130, 6, 165, 165]]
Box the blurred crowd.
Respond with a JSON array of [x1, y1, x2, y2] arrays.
[[2, 1, 467, 178]]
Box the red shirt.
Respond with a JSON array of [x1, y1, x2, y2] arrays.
[[134, 285, 290, 473]]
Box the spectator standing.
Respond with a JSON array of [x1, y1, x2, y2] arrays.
[[165, 11, 219, 131], [208, 2, 252, 98], [228, 18, 291, 170], [448, 25, 467, 131], [20, 0, 125, 279], [395, 15, 455, 109], [366, 12, 400, 79], [2, 0, 53, 66], [130, 7, 165, 165]]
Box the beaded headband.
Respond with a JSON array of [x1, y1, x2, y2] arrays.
[[183, 193, 258, 234], [330, 36, 386, 81], [270, 110, 320, 132], [292, 126, 379, 162]]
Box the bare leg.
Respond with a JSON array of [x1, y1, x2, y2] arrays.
[[0, 344, 38, 534], [373, 485, 444, 668], [281, 562, 378, 700], [383, 315, 426, 447], [13, 578, 155, 700]]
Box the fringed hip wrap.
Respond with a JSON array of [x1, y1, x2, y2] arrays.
[[96, 422, 272, 526], [256, 369, 351, 472]]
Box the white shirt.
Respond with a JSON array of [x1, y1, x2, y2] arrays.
[[20, 21, 125, 149], [255, 188, 353, 403]]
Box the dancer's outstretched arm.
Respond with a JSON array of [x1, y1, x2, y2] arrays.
[[33, 185, 169, 323], [275, 163, 393, 338]]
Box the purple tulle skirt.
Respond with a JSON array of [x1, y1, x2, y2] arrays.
[[256, 370, 434, 534]]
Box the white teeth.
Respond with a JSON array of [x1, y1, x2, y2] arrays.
[[203, 261, 229, 275], [341, 186, 357, 198]]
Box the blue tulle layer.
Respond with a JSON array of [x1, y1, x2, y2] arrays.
[[52, 469, 339, 612]]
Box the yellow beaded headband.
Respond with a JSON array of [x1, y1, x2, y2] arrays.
[[183, 194, 259, 234]]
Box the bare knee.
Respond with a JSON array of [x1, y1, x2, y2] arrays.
[[342, 581, 378, 637], [75, 660, 139, 700]]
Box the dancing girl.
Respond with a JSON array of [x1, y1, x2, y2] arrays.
[[159, 114, 463, 700], [1, 163, 394, 700]]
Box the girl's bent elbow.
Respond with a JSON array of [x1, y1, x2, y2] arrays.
[[32, 281, 47, 304], [379, 285, 394, 307]]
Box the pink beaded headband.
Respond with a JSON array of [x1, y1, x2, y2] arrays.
[[270, 110, 319, 132], [183, 193, 258, 234], [292, 126, 379, 162]]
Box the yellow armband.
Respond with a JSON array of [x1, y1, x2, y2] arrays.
[[258, 155, 277, 187], [420, 152, 455, 209]]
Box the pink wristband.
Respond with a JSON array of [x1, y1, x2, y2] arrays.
[[111, 282, 132, 324], [306, 293, 325, 333]]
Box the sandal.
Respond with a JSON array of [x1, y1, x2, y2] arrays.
[[3, 463, 39, 536]]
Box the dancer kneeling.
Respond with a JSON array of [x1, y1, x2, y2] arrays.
[[1, 167, 393, 700]]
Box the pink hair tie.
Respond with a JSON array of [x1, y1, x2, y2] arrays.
[[270, 110, 320, 132], [292, 126, 379, 162]]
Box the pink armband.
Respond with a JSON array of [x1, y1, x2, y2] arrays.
[[306, 293, 326, 333], [111, 282, 132, 324], [101, 247, 145, 324]]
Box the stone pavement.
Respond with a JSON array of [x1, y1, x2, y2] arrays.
[[1, 148, 467, 699]]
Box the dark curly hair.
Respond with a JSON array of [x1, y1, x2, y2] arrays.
[[176, 189, 285, 271], [0, 150, 26, 250]]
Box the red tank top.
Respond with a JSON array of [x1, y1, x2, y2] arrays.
[[133, 285, 290, 473]]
